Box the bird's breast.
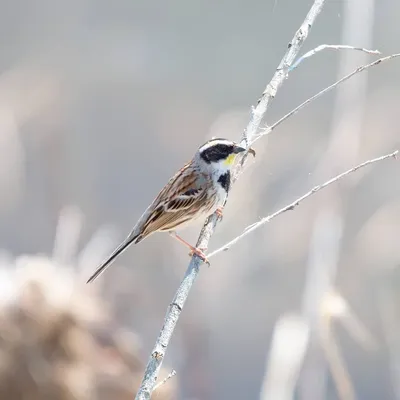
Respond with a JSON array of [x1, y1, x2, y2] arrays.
[[213, 171, 230, 208], [217, 171, 231, 193]]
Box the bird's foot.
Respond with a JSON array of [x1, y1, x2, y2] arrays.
[[216, 206, 224, 221], [188, 247, 210, 266], [170, 231, 210, 266]]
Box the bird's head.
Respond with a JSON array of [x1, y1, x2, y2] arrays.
[[195, 138, 255, 174]]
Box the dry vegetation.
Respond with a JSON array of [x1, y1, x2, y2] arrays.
[[0, 256, 176, 400]]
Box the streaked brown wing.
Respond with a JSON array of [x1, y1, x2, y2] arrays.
[[140, 188, 209, 235], [138, 163, 213, 237]]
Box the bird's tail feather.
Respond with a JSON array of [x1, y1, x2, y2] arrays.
[[86, 233, 140, 284]]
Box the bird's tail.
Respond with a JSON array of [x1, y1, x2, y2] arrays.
[[86, 232, 142, 284]]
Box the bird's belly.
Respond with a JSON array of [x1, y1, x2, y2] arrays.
[[214, 185, 228, 209]]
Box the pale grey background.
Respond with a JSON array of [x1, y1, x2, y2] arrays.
[[0, 1, 400, 399]]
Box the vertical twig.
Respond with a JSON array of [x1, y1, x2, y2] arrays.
[[259, 314, 310, 400], [299, 0, 375, 399]]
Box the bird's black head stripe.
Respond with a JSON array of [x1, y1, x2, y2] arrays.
[[217, 171, 231, 193], [200, 144, 235, 163]]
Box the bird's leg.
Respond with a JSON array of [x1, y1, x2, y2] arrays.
[[169, 231, 210, 266], [215, 205, 224, 221]]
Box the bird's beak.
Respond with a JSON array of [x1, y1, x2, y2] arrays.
[[233, 145, 256, 157]]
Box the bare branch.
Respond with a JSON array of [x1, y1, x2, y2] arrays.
[[255, 53, 400, 143], [134, 1, 327, 399], [234, 0, 327, 179], [208, 151, 398, 258], [289, 44, 380, 72]]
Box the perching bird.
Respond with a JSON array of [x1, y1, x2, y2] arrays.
[[86, 138, 255, 283]]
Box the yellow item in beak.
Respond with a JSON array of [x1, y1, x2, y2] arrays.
[[224, 153, 236, 166]]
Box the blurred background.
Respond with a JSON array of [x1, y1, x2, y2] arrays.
[[0, 0, 400, 399]]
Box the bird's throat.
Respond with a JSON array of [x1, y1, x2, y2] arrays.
[[223, 153, 236, 166]]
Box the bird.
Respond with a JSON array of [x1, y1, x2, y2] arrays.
[[86, 138, 255, 283]]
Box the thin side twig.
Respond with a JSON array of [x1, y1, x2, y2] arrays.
[[153, 370, 177, 391], [289, 44, 380, 71], [134, 1, 327, 399], [255, 53, 400, 142], [207, 150, 398, 258]]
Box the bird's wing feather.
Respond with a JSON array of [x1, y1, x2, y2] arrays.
[[138, 163, 212, 236], [141, 191, 204, 233], [85, 179, 203, 284]]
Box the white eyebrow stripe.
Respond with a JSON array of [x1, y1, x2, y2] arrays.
[[199, 139, 233, 152]]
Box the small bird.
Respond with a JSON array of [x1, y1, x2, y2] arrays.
[[86, 138, 255, 283]]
